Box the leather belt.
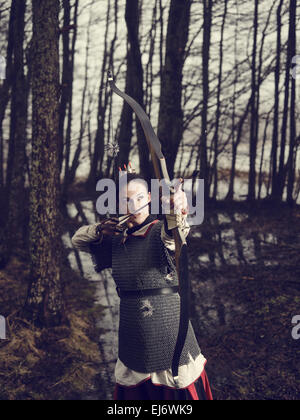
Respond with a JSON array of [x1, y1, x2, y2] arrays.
[[116, 286, 179, 299]]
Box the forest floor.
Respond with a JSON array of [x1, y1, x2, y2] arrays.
[[189, 201, 300, 400], [0, 256, 104, 400], [0, 197, 299, 400]]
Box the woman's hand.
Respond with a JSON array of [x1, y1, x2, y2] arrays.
[[96, 218, 123, 237], [161, 178, 189, 215]]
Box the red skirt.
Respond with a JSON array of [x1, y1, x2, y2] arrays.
[[114, 369, 213, 401]]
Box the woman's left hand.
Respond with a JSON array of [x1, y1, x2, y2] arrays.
[[161, 179, 189, 215]]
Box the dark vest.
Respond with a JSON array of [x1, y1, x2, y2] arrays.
[[111, 220, 201, 373]]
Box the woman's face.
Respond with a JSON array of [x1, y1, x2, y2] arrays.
[[120, 180, 151, 228]]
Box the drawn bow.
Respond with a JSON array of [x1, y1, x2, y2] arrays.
[[108, 72, 190, 387]]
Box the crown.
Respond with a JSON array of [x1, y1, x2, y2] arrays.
[[118, 162, 136, 174]]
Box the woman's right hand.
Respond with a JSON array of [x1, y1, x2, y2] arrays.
[[96, 218, 123, 237]]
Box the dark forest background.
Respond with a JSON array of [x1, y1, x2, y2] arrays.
[[0, 0, 299, 400]]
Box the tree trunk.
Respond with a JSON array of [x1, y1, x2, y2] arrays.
[[0, 2, 14, 191], [212, 0, 227, 200], [199, 0, 212, 200], [62, 0, 79, 199], [227, 97, 251, 200], [157, 0, 192, 179], [58, 0, 71, 174], [68, 0, 94, 187], [23, 0, 66, 327], [277, 5, 293, 201], [88, 0, 112, 187], [226, 0, 239, 202], [6, 0, 28, 259], [258, 112, 271, 199], [248, 0, 259, 201], [0, 0, 28, 268], [255, 1, 276, 200], [286, 0, 296, 205], [125, 0, 152, 179], [0, 2, 14, 268], [271, 0, 284, 200], [116, 54, 134, 170]]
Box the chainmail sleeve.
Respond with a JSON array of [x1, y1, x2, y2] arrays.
[[72, 224, 113, 273], [89, 237, 112, 273]]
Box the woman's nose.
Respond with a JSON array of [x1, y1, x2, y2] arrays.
[[128, 199, 138, 213]]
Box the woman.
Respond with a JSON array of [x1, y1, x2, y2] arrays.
[[72, 173, 213, 400]]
